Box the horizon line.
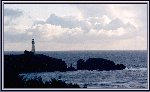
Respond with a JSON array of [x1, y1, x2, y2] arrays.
[[4, 49, 147, 52]]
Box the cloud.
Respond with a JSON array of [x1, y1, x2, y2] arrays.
[[4, 8, 23, 25], [45, 10, 134, 32], [25, 12, 139, 45], [4, 8, 23, 18], [75, 4, 147, 30], [28, 23, 84, 43], [4, 32, 32, 43], [4, 4, 147, 51], [88, 27, 128, 37], [45, 13, 137, 33], [4, 8, 33, 43], [104, 18, 124, 30], [75, 4, 110, 18], [27, 22, 132, 45], [46, 14, 91, 31], [105, 4, 147, 30]]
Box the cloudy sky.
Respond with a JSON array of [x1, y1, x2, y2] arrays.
[[4, 3, 147, 51]]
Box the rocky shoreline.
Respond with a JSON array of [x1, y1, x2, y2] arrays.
[[4, 53, 126, 88], [4, 53, 126, 73]]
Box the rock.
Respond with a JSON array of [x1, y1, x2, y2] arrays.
[[115, 64, 126, 70], [77, 59, 86, 70], [4, 53, 126, 73], [77, 58, 126, 71], [4, 53, 68, 73], [67, 64, 76, 71]]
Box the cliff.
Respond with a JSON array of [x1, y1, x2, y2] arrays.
[[4, 54, 67, 74], [4, 53, 126, 88], [4, 53, 79, 88]]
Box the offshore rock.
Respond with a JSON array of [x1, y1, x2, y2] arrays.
[[77, 58, 126, 71]]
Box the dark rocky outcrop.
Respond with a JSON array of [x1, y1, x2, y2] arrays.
[[4, 52, 126, 88], [77, 58, 126, 71], [77, 59, 86, 70], [4, 54, 126, 73], [4, 54, 67, 74], [67, 64, 76, 71], [4, 53, 69, 88]]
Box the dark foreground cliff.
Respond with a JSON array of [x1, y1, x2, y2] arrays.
[[4, 53, 80, 88]]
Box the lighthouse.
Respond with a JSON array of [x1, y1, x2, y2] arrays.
[[31, 39, 35, 54]]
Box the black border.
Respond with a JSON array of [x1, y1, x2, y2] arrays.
[[0, 0, 2, 91], [1, 0, 149, 91]]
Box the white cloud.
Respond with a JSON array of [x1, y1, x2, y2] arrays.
[[28, 23, 85, 42], [4, 4, 147, 51], [107, 4, 147, 30], [4, 8, 33, 44], [88, 27, 128, 37]]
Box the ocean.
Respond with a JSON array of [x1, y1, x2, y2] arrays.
[[4, 50, 148, 89]]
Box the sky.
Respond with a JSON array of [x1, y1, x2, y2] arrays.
[[4, 3, 148, 51]]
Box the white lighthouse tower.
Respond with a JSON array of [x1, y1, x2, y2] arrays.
[[31, 39, 35, 54]]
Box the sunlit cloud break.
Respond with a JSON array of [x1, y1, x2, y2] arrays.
[[4, 4, 147, 51]]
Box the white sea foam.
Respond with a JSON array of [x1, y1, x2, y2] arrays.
[[125, 67, 147, 71], [20, 69, 148, 89]]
